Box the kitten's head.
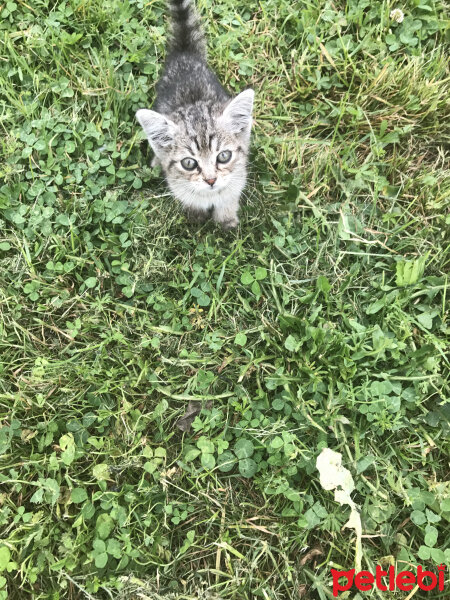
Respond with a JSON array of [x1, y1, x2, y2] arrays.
[[136, 89, 254, 206]]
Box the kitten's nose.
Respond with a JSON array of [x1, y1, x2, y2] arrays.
[[204, 177, 216, 187]]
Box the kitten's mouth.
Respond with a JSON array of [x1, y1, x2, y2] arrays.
[[191, 179, 226, 195], [200, 183, 222, 193]]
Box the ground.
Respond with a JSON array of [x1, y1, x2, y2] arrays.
[[0, 0, 449, 599]]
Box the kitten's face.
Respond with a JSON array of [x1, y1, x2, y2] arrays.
[[163, 120, 247, 199], [136, 90, 254, 207]]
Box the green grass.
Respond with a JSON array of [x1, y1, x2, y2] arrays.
[[0, 0, 449, 598]]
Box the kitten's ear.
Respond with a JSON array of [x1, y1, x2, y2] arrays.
[[136, 109, 177, 154], [220, 89, 254, 135]]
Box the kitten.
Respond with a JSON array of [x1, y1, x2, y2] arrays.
[[136, 0, 254, 229]]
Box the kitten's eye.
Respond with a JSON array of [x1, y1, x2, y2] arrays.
[[217, 150, 232, 164], [181, 157, 198, 171]]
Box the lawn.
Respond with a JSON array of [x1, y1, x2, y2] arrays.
[[0, 0, 449, 598]]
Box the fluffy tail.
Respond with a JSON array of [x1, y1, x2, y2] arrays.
[[167, 0, 206, 57]]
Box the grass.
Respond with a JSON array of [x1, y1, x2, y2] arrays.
[[0, 0, 449, 598]]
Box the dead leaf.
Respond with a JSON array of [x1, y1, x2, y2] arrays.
[[175, 400, 212, 432], [299, 546, 323, 566], [316, 448, 363, 572], [245, 519, 275, 535]]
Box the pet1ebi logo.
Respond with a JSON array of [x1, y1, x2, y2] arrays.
[[331, 565, 446, 596]]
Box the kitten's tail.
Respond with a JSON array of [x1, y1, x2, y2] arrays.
[[167, 0, 206, 57]]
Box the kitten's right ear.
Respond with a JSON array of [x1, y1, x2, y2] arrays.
[[136, 109, 177, 154]]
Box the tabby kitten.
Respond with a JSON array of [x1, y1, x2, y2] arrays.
[[136, 0, 254, 229]]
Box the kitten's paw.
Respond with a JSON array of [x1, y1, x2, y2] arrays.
[[213, 201, 240, 230], [219, 216, 239, 230]]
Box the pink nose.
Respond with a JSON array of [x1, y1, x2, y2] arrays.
[[204, 177, 216, 187]]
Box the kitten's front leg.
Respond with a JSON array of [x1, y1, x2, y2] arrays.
[[212, 194, 240, 229], [185, 207, 210, 224]]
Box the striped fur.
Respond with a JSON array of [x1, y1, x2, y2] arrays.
[[167, 0, 206, 57]]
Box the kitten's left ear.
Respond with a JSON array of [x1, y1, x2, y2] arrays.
[[136, 109, 177, 155], [220, 89, 254, 135]]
